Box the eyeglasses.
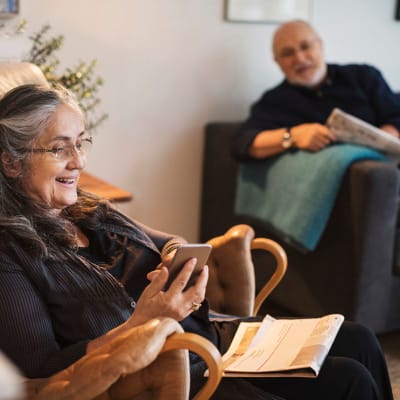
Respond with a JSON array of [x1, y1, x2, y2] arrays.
[[24, 136, 93, 161], [277, 38, 319, 60]]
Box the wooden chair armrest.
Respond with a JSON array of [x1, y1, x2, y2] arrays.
[[251, 238, 288, 316], [25, 318, 222, 400], [162, 332, 223, 400]]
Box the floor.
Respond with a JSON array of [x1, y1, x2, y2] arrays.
[[378, 331, 400, 399]]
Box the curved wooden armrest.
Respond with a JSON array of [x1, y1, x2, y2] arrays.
[[251, 238, 287, 316], [162, 332, 223, 400], [25, 318, 223, 400]]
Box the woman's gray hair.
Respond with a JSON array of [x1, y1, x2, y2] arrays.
[[0, 84, 83, 165]]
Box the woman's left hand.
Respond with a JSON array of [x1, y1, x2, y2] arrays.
[[128, 258, 208, 327]]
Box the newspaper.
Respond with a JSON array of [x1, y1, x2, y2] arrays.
[[326, 108, 400, 158], [221, 314, 344, 378]]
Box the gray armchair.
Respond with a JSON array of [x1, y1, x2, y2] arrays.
[[200, 121, 400, 334]]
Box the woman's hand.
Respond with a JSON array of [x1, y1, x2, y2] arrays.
[[86, 260, 207, 354], [128, 258, 209, 327]]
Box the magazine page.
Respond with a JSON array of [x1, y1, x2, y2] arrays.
[[221, 314, 344, 378], [326, 108, 400, 157]]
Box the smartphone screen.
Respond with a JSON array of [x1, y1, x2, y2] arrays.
[[165, 243, 212, 290]]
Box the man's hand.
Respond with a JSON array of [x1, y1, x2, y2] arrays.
[[291, 123, 337, 151], [380, 124, 400, 139]]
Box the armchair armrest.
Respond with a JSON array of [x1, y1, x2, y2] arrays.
[[251, 238, 287, 316], [26, 317, 223, 400], [348, 159, 399, 278], [163, 332, 223, 400]]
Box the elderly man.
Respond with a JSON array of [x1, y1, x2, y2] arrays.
[[232, 20, 400, 160]]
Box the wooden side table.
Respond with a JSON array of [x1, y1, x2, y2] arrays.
[[79, 171, 133, 202]]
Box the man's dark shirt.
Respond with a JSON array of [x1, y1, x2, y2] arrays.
[[232, 64, 400, 160]]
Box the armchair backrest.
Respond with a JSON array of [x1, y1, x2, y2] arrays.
[[0, 62, 49, 97], [206, 224, 287, 317]]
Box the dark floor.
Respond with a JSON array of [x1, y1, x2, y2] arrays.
[[378, 331, 400, 399]]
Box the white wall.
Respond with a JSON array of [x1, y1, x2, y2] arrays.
[[5, 0, 400, 240]]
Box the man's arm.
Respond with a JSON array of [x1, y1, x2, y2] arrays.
[[249, 123, 336, 159], [232, 81, 338, 160], [364, 65, 400, 134]]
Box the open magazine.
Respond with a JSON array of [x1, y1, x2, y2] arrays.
[[220, 314, 344, 378], [326, 108, 400, 158]]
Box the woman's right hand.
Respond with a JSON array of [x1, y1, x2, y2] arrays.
[[128, 258, 209, 327], [86, 259, 208, 354]]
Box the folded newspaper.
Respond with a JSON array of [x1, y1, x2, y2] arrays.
[[220, 314, 344, 378], [326, 108, 400, 158]]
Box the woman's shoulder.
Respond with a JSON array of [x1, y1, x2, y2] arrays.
[[0, 230, 39, 268], [0, 243, 24, 272]]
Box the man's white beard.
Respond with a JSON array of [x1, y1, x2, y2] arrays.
[[289, 64, 327, 88]]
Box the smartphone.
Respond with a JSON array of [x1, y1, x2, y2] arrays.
[[165, 243, 212, 290]]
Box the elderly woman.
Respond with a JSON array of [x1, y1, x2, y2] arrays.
[[0, 84, 393, 400]]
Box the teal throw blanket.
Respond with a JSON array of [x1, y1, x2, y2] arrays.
[[234, 144, 387, 252]]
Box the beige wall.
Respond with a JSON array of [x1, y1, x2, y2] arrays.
[[5, 0, 400, 240]]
